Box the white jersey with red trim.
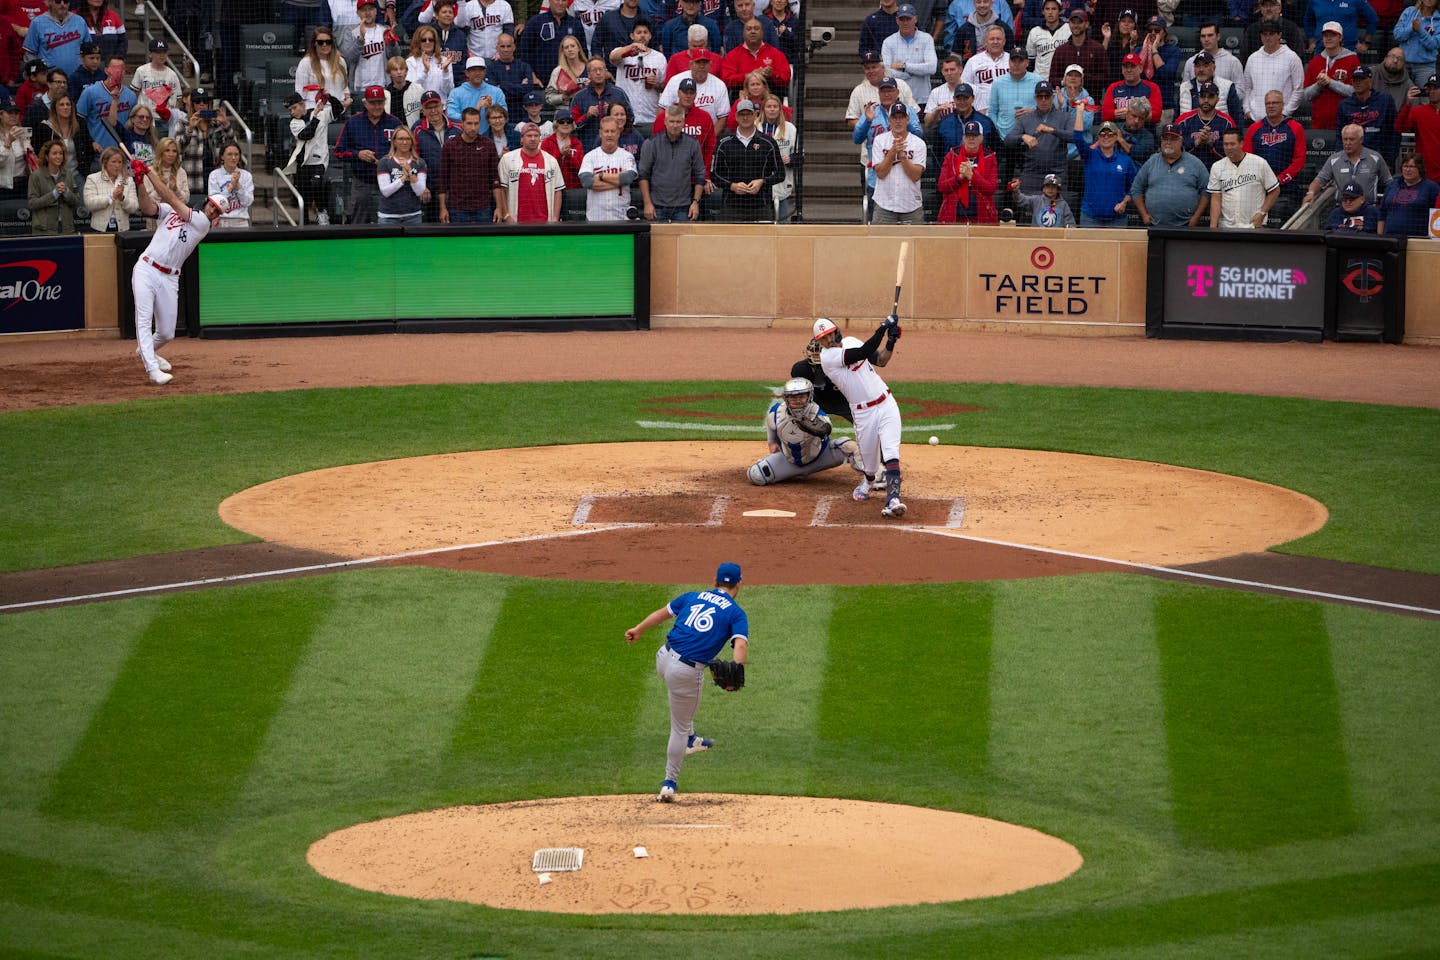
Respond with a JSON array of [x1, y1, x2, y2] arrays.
[[462, 0, 514, 58], [819, 342, 889, 410], [142, 202, 213, 271]]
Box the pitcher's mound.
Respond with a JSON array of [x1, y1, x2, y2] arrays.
[[307, 794, 1083, 914]]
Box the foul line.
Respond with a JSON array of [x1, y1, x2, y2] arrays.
[[906, 527, 1440, 617]]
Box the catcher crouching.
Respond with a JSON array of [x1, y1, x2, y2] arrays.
[[747, 378, 867, 486]]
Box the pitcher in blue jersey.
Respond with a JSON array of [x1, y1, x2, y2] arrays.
[[625, 561, 749, 803]]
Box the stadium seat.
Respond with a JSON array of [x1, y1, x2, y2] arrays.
[[0, 199, 32, 236], [1306, 127, 1336, 157], [1167, 25, 1198, 51], [263, 58, 300, 117], [241, 24, 299, 70], [1218, 27, 1244, 52]]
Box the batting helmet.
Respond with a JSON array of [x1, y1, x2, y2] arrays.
[[812, 317, 838, 339], [782, 377, 814, 413]]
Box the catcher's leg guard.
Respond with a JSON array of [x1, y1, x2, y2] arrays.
[[747, 460, 777, 485], [835, 436, 866, 474]]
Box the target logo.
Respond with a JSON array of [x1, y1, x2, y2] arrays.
[[1030, 246, 1055, 270], [1429, 207, 1440, 239]]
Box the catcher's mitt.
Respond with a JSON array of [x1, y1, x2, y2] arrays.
[[710, 660, 745, 691], [792, 402, 832, 438]]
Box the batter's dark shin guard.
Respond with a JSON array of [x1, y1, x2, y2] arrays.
[[885, 466, 901, 501]]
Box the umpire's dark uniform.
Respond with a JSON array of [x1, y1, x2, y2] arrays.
[[790, 357, 852, 423]]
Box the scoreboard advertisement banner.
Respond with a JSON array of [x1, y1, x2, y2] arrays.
[[0, 236, 85, 335]]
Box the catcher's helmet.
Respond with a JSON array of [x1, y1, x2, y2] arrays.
[[782, 377, 814, 412], [812, 317, 838, 340]]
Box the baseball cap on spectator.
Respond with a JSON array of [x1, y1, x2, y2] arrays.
[[1147, 15, 1166, 28], [890, 101, 909, 115], [0, 102, 16, 115], [1043, 173, 1062, 186], [1160, 122, 1182, 137], [963, 120, 983, 135], [22, 60, 44, 77], [363, 85, 386, 101], [1063, 63, 1084, 76], [357, 0, 377, 7], [191, 86, 212, 101], [1352, 65, 1371, 79], [79, 41, 100, 55], [735, 98, 757, 112], [1098, 120, 1121, 134], [518, 121, 540, 135], [1008, 44, 1028, 58], [1035, 80, 1053, 94], [1067, 8, 1088, 20], [283, 91, 305, 107], [860, 50, 881, 63], [1321, 20, 1343, 34], [522, 89, 543, 104], [896, 3, 917, 17], [678, 77, 697, 92], [1340, 182, 1364, 199], [1119, 8, 1136, 18], [955, 82, 975, 96], [1259, 19, 1283, 32], [553, 109, 575, 122], [1198, 80, 1219, 95], [877, 76, 898, 89], [1122, 52, 1143, 66], [421, 89, 443, 105], [465, 55, 486, 69], [1193, 51, 1215, 63], [1426, 74, 1440, 88], [148, 38, 167, 52]]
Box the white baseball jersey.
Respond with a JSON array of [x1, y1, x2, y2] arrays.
[[821, 338, 902, 472], [1207, 152, 1279, 228], [569, 0, 620, 49], [353, 22, 389, 90], [659, 73, 730, 124], [463, 0, 514, 58], [143, 202, 213, 270], [615, 47, 667, 125], [960, 51, 1009, 113], [579, 144, 635, 220], [870, 130, 926, 214]]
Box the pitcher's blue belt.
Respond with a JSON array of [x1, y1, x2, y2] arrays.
[[665, 643, 702, 667]]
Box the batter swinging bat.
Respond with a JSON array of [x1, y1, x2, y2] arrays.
[[891, 240, 909, 319]]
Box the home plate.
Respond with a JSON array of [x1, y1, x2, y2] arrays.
[[743, 509, 796, 518]]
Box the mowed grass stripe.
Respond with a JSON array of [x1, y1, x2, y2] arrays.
[[0, 900, 292, 960], [1326, 605, 1440, 832], [989, 575, 1173, 831], [627, 585, 835, 797], [237, 569, 510, 817], [0, 605, 150, 813], [445, 579, 658, 797], [41, 584, 330, 829], [1157, 587, 1358, 850], [812, 584, 993, 806]]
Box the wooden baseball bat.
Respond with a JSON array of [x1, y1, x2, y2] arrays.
[[101, 116, 135, 163], [891, 240, 909, 318]]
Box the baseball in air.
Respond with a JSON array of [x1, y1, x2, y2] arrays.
[[928, 435, 939, 446]]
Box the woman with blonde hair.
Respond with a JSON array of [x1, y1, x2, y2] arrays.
[[406, 25, 455, 98], [725, 69, 790, 130], [29, 140, 81, 234], [545, 34, 589, 108], [384, 55, 424, 127], [83, 146, 139, 232], [759, 93, 796, 222], [146, 137, 189, 229], [295, 26, 352, 111], [375, 124, 429, 223]]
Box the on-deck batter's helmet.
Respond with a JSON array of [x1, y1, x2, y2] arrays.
[[782, 377, 814, 412], [812, 317, 838, 339]]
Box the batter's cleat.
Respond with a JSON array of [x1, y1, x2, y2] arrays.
[[135, 348, 172, 372], [853, 481, 871, 502], [686, 734, 713, 755], [147, 368, 173, 386], [881, 497, 907, 518], [656, 779, 677, 802]]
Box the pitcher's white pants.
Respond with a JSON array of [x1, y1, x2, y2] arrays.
[[656, 644, 705, 783]]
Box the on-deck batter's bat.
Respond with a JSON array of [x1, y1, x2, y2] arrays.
[[101, 116, 135, 163], [891, 240, 910, 319]]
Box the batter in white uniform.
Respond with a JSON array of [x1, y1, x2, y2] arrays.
[[746, 378, 866, 486], [130, 161, 228, 384], [814, 315, 907, 517]]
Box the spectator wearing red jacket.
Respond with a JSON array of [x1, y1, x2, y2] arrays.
[[664, 24, 721, 82], [1101, 52, 1162, 122], [937, 119, 998, 222], [1397, 75, 1440, 185], [1301, 23, 1360, 130], [541, 109, 586, 218], [719, 18, 790, 93], [1245, 89, 1306, 218]]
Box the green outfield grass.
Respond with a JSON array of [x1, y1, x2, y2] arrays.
[[1, 381, 1438, 957]]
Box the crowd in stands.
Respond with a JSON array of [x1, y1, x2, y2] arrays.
[[2, 0, 1438, 232], [847, 0, 1439, 232]]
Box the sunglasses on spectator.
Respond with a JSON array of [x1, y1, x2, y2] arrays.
[[316, 37, 333, 45]]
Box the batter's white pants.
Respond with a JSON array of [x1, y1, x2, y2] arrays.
[[655, 643, 705, 783], [853, 394, 903, 476], [132, 261, 179, 374]]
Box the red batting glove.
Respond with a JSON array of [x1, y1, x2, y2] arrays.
[[130, 158, 150, 179]]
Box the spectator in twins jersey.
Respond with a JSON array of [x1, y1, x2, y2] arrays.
[[1243, 89, 1306, 215], [1100, 52, 1162, 121], [959, 24, 1009, 112], [498, 121, 563, 220], [1025, 0, 1071, 86], [1174, 81, 1235, 168], [22, 0, 91, 75], [460, 0, 515, 59], [852, 76, 922, 219], [1337, 65, 1399, 165], [1301, 21, 1360, 130], [868, 101, 926, 222], [340, 0, 391, 94], [610, 18, 666, 124], [659, 51, 728, 123], [579, 114, 637, 219], [570, 0, 622, 53]]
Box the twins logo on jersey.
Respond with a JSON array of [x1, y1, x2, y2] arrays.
[[1257, 128, 1292, 147], [42, 29, 85, 50], [362, 37, 386, 59], [696, 93, 720, 113], [470, 10, 507, 29], [683, 122, 704, 137], [970, 66, 1001, 85]]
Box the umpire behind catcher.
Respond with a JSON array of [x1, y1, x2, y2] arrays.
[[624, 562, 749, 803]]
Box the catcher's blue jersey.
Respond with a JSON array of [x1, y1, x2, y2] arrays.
[[665, 590, 749, 664]]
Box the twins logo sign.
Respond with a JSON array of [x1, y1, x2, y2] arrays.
[[0, 238, 85, 334]]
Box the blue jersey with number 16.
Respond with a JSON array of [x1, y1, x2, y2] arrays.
[[665, 589, 749, 664]]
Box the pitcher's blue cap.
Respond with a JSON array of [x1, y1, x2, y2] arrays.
[[716, 562, 743, 585]]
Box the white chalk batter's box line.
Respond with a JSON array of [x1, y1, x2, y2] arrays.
[[812, 496, 967, 530], [634, 421, 958, 433], [572, 494, 731, 527], [572, 494, 966, 530]]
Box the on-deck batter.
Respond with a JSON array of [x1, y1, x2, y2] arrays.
[[130, 159, 229, 384], [814, 316, 907, 517]]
